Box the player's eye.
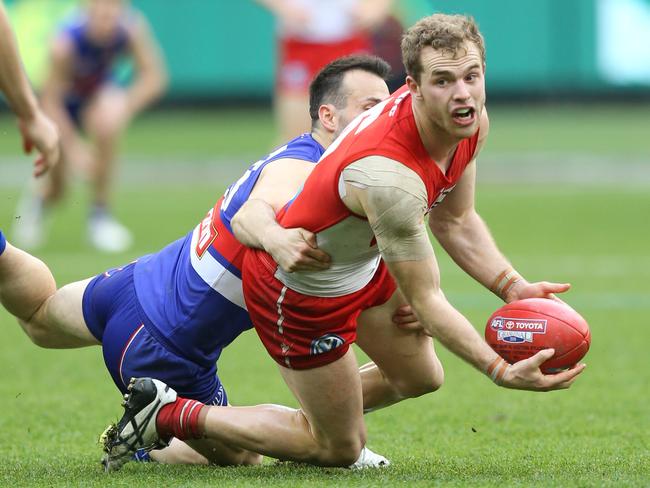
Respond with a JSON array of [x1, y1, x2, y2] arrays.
[[435, 79, 447, 87]]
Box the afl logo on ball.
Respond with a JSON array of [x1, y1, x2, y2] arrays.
[[310, 334, 345, 355]]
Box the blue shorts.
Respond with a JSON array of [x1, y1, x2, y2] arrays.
[[82, 262, 228, 405], [64, 96, 87, 129]]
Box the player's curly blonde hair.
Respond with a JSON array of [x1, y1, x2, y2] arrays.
[[401, 14, 485, 83]]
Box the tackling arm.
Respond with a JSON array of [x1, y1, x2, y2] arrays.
[[230, 158, 331, 272]]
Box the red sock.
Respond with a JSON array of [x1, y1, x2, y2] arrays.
[[156, 397, 206, 441]]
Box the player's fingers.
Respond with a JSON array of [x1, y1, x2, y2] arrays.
[[525, 348, 555, 368], [22, 135, 33, 154], [392, 313, 418, 325], [33, 156, 47, 177], [301, 245, 331, 263], [541, 282, 571, 295], [299, 229, 320, 249]]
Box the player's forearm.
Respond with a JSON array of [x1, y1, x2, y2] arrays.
[[125, 71, 167, 115], [431, 210, 519, 296], [387, 259, 498, 372], [231, 199, 282, 250], [0, 5, 38, 120]]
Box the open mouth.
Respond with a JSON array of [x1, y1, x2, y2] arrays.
[[451, 107, 476, 125]]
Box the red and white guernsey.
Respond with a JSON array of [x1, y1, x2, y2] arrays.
[[273, 85, 480, 297]]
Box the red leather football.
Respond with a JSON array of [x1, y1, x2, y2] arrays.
[[485, 298, 591, 373]]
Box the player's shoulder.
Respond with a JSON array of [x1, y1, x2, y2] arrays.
[[271, 133, 325, 163]]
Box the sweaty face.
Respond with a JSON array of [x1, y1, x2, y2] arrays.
[[86, 0, 126, 43], [415, 42, 485, 139], [333, 69, 390, 137]]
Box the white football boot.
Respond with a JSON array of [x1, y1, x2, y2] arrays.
[[349, 446, 391, 469], [100, 377, 177, 472], [88, 213, 133, 253]]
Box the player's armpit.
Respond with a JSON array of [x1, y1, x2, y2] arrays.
[[342, 157, 432, 262], [248, 158, 315, 213]]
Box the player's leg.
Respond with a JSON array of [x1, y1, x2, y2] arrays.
[[356, 289, 444, 412], [197, 349, 366, 466], [105, 350, 367, 468], [81, 86, 132, 252], [0, 240, 99, 347]]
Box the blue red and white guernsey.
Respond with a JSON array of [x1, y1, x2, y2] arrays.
[[131, 133, 325, 367], [58, 11, 132, 123]]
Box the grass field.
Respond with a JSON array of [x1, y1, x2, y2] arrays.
[[1, 105, 649, 486]]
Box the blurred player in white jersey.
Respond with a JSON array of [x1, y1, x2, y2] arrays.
[[12, 0, 167, 253], [255, 0, 393, 141]]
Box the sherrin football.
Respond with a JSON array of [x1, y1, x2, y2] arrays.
[[485, 298, 591, 373]]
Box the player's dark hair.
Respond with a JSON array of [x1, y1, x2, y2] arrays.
[[308, 55, 391, 126]]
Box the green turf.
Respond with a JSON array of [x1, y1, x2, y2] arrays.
[[1, 107, 649, 486]]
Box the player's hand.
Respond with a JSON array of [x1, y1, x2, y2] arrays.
[[501, 349, 586, 391], [505, 280, 571, 305], [18, 109, 61, 177], [275, 3, 310, 30], [265, 227, 331, 273], [392, 304, 430, 335]]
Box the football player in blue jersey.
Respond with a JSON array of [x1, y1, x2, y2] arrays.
[[12, 0, 167, 253], [1, 55, 418, 468]]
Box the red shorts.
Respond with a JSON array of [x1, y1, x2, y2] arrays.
[[242, 250, 396, 370], [277, 35, 371, 93]]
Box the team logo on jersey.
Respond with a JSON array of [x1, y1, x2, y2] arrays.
[[195, 207, 218, 258], [490, 317, 547, 343], [310, 334, 345, 355], [427, 185, 456, 213]]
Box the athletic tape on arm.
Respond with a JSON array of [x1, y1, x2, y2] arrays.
[[342, 157, 433, 262]]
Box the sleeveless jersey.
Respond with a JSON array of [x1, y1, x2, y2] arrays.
[[274, 85, 480, 297], [132, 134, 325, 367], [59, 12, 131, 100]]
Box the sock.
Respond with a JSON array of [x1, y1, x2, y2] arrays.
[[90, 203, 109, 221], [156, 397, 206, 441], [0, 230, 6, 256]]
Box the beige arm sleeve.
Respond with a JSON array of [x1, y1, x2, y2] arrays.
[[342, 157, 433, 262]]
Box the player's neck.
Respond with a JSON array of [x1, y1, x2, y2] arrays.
[[310, 127, 334, 149], [411, 101, 460, 164]]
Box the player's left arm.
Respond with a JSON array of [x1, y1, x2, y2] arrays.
[[124, 12, 168, 116], [428, 109, 570, 303]]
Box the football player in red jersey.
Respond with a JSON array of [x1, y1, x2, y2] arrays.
[[104, 14, 586, 469]]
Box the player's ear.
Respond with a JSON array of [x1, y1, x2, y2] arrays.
[[318, 104, 337, 133], [406, 75, 422, 100]]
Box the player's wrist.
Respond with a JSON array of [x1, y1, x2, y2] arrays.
[[490, 267, 522, 302], [485, 356, 511, 386]]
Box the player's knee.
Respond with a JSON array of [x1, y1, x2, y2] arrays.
[[19, 318, 57, 348], [395, 362, 445, 398], [319, 438, 365, 467]]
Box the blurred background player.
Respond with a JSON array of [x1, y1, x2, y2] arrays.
[[12, 0, 167, 253], [255, 0, 393, 141], [0, 0, 60, 176]]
